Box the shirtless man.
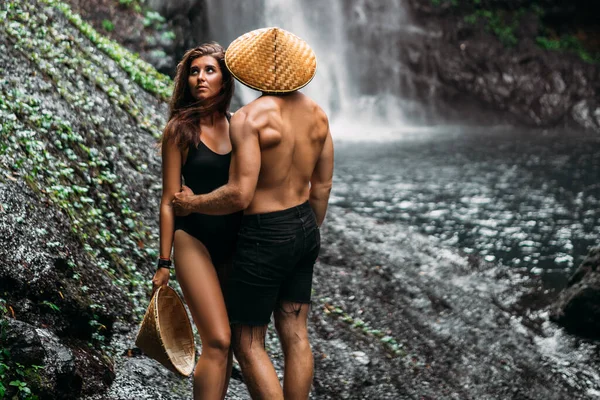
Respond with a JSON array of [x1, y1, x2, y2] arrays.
[[172, 28, 334, 399]]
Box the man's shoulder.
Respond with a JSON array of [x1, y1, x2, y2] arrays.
[[295, 94, 328, 122], [249, 96, 281, 115], [233, 97, 278, 117], [229, 100, 278, 134]]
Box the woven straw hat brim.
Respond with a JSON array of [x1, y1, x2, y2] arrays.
[[135, 285, 195, 376], [225, 27, 317, 93]]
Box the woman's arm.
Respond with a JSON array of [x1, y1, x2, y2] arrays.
[[159, 139, 183, 259], [152, 138, 182, 295]]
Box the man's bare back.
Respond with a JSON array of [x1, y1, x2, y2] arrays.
[[229, 91, 333, 223]]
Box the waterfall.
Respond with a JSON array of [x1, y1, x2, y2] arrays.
[[204, 0, 432, 139]]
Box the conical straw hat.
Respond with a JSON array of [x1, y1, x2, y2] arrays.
[[135, 285, 195, 376], [225, 27, 317, 93]]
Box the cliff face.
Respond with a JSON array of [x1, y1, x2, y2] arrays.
[[66, 0, 209, 77], [1, 0, 169, 397], [404, 0, 600, 131]]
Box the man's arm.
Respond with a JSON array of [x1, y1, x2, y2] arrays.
[[309, 125, 334, 226], [172, 111, 261, 215]]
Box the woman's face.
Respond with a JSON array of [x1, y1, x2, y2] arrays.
[[188, 55, 223, 101]]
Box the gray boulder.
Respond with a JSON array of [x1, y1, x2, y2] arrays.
[[2, 318, 80, 399], [550, 247, 600, 338]]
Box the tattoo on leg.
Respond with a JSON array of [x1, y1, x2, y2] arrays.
[[277, 302, 309, 318]]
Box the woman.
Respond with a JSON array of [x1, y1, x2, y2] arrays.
[[152, 42, 241, 400]]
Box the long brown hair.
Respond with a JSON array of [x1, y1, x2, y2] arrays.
[[161, 42, 234, 151]]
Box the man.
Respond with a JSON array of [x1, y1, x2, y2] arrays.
[[172, 27, 334, 399]]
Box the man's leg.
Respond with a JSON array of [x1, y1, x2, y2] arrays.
[[231, 324, 283, 400], [274, 302, 313, 400]]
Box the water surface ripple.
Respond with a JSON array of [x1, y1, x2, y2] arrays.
[[331, 127, 600, 288]]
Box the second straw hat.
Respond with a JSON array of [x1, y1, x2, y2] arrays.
[[225, 27, 317, 93], [135, 285, 195, 376]]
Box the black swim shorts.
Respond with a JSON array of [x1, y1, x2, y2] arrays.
[[226, 201, 321, 326]]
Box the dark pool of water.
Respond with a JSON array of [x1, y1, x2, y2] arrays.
[[331, 126, 600, 288]]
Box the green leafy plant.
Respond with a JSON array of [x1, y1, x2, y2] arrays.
[[117, 0, 142, 13], [143, 10, 166, 29], [536, 35, 600, 64], [0, 350, 41, 400], [101, 19, 114, 32], [161, 30, 176, 41], [463, 8, 520, 47], [41, 301, 60, 312], [0, 359, 8, 398], [320, 297, 406, 357], [48, 0, 173, 101], [9, 380, 32, 397]]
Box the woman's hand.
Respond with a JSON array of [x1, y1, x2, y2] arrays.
[[151, 267, 171, 297]]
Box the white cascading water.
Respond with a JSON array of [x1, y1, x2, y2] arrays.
[[204, 0, 432, 140]]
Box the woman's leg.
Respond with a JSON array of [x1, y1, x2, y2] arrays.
[[173, 230, 231, 400]]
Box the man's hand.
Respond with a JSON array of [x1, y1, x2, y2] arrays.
[[172, 185, 195, 216]]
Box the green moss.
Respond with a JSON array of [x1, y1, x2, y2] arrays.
[[537, 35, 600, 64], [319, 298, 406, 357], [42, 0, 173, 101], [463, 8, 520, 47], [4, 8, 164, 137]]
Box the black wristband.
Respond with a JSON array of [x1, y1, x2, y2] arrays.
[[157, 258, 172, 269]]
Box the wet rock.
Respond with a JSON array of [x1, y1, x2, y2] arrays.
[[145, 0, 196, 20], [549, 71, 566, 94], [145, 50, 176, 76], [3, 319, 46, 366], [142, 0, 209, 74], [351, 350, 371, 365], [550, 246, 600, 338], [0, 179, 130, 340], [35, 328, 80, 395], [2, 318, 81, 399], [572, 100, 600, 131]]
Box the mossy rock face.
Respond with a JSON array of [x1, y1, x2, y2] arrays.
[[400, 0, 600, 130], [1, 0, 174, 397]]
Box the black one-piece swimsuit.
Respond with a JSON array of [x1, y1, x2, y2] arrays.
[[174, 136, 242, 265]]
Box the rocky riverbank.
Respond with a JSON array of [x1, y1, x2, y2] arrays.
[[87, 206, 600, 399]]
